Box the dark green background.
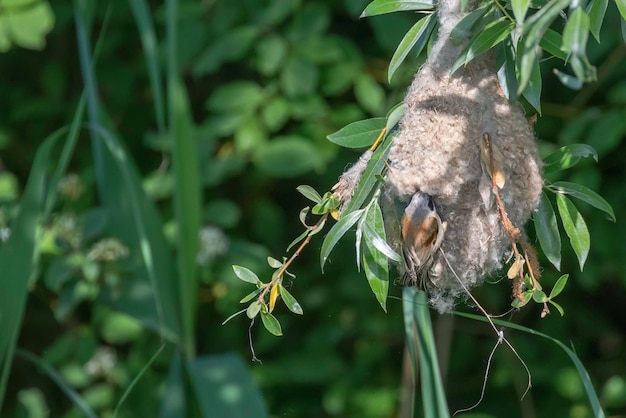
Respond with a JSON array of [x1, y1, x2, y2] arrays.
[[1, 1, 625, 417]]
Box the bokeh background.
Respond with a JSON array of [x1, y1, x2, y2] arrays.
[[1, 1, 625, 417]]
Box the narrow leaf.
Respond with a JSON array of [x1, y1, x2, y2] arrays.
[[388, 14, 435, 83], [518, 0, 571, 93], [233, 265, 262, 284], [588, 0, 608, 42], [451, 18, 514, 73], [287, 229, 310, 252], [246, 302, 262, 319], [562, 8, 590, 56], [556, 195, 590, 270], [362, 202, 391, 310], [269, 283, 280, 313], [279, 285, 303, 315], [617, 0, 626, 21], [549, 181, 615, 221], [540, 29, 568, 61], [240, 289, 262, 304], [385, 103, 407, 132], [511, 0, 531, 23], [363, 222, 402, 262], [344, 134, 393, 213], [320, 209, 365, 271], [532, 290, 549, 303], [553, 69, 584, 91], [404, 289, 450, 417], [544, 144, 597, 173], [327, 118, 387, 148], [450, 4, 491, 45], [533, 193, 562, 270], [361, 0, 434, 17], [549, 274, 569, 299], [549, 299, 565, 316], [297, 185, 322, 203], [260, 312, 283, 336], [521, 49, 542, 114]]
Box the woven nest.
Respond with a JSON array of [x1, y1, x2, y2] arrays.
[[383, 1, 543, 312]]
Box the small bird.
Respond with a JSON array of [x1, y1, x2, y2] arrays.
[[401, 191, 445, 288]]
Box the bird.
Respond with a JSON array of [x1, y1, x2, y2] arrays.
[[401, 191, 445, 289]]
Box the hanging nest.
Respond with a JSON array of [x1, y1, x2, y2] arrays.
[[335, 1, 544, 313], [383, 2, 544, 312]]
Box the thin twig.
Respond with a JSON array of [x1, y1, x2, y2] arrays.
[[257, 213, 329, 305]]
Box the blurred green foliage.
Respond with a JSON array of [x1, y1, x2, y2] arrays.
[[0, 0, 625, 417]]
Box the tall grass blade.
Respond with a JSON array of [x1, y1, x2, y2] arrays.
[[403, 288, 450, 417], [129, 0, 166, 133], [0, 136, 61, 410], [166, 0, 201, 359], [74, 0, 181, 341]]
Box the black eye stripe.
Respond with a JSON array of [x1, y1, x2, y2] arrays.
[[427, 196, 435, 211]]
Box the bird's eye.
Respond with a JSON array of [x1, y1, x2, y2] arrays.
[[427, 196, 436, 211]]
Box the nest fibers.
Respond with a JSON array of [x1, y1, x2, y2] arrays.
[[383, 0, 543, 312]]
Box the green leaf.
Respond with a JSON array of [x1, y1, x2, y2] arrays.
[[616, 0, 626, 20], [562, 7, 590, 57], [549, 274, 569, 299], [511, 290, 534, 308], [287, 229, 311, 253], [556, 194, 590, 270], [239, 289, 262, 304], [511, 0, 531, 23], [450, 5, 491, 45], [549, 299, 565, 316], [453, 311, 606, 418], [0, 134, 58, 406], [320, 209, 365, 271], [549, 181, 615, 222], [0, 0, 55, 52], [254, 136, 321, 177], [296, 185, 322, 203], [588, 0, 608, 42], [520, 47, 542, 114], [388, 14, 435, 83], [363, 222, 402, 262], [312, 193, 340, 215], [206, 81, 265, 112], [327, 118, 386, 148], [279, 285, 303, 315], [385, 103, 407, 132], [518, 0, 571, 93], [355, 73, 385, 115], [533, 193, 562, 270], [362, 202, 391, 311], [451, 18, 514, 74], [232, 265, 262, 285], [267, 257, 283, 268], [544, 144, 598, 173], [246, 302, 262, 319], [343, 134, 393, 213], [280, 57, 318, 97], [553, 69, 583, 90], [360, 0, 434, 17], [496, 37, 519, 101], [260, 312, 283, 336], [256, 34, 288, 76], [532, 290, 549, 303], [129, 0, 166, 133], [540, 29, 568, 61]]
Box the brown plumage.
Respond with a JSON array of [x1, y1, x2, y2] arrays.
[[401, 192, 444, 289]]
